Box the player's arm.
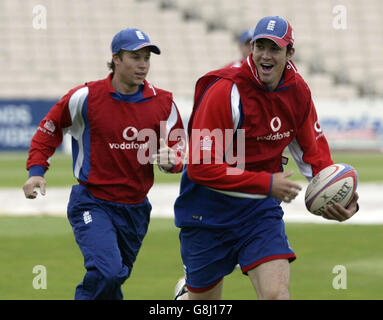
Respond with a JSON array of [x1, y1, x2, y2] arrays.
[[23, 107, 65, 199], [288, 97, 334, 181], [288, 95, 359, 219], [154, 101, 186, 173], [23, 87, 80, 199]]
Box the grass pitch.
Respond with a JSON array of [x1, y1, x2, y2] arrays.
[[0, 216, 382, 300], [1, 151, 382, 300], [1, 150, 383, 187]]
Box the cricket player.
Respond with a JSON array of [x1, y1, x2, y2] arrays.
[[225, 28, 253, 68], [23, 28, 186, 300], [174, 16, 359, 300]]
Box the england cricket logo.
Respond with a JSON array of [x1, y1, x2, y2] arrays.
[[267, 20, 276, 31]]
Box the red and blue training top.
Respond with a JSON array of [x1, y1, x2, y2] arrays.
[[174, 55, 333, 228], [27, 73, 186, 204]]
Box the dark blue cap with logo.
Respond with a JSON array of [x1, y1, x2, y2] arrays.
[[111, 28, 161, 54], [251, 16, 294, 48]]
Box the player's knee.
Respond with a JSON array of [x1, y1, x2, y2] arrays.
[[88, 266, 129, 293], [258, 287, 290, 300], [188, 279, 223, 300], [103, 268, 129, 287]]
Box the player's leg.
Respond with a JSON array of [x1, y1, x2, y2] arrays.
[[176, 227, 237, 300], [247, 259, 290, 300], [111, 197, 151, 283], [188, 279, 224, 300], [175, 278, 224, 300], [67, 185, 131, 300], [237, 200, 295, 300], [68, 209, 129, 300]]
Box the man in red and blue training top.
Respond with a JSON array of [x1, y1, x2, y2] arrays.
[[174, 16, 359, 300], [23, 28, 186, 300]]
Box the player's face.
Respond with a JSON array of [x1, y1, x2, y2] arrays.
[[113, 47, 151, 93], [252, 39, 293, 91]]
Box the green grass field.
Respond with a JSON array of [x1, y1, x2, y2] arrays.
[[0, 151, 181, 187], [1, 150, 383, 187], [1, 151, 382, 300], [0, 217, 382, 300]]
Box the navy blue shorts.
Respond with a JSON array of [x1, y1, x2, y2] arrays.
[[67, 184, 152, 299], [179, 204, 296, 292]]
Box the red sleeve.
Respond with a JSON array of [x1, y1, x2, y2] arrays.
[[187, 79, 272, 195], [291, 96, 334, 178], [26, 89, 76, 171], [165, 101, 186, 174]]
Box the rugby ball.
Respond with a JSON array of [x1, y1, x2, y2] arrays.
[[305, 163, 358, 215]]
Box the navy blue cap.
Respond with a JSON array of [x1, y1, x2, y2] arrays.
[[111, 28, 161, 55], [239, 28, 254, 44], [251, 16, 294, 48]]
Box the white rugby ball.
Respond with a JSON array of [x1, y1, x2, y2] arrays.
[[305, 163, 358, 215]]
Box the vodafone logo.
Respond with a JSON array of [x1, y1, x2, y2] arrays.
[[314, 121, 322, 133], [270, 117, 282, 132], [123, 126, 139, 141], [256, 116, 293, 142], [314, 121, 324, 140], [109, 126, 148, 150]]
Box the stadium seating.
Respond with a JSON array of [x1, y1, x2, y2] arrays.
[[0, 0, 382, 102]]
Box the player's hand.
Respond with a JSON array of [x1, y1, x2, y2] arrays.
[[270, 171, 302, 203], [321, 192, 359, 222], [152, 138, 176, 171], [23, 176, 46, 199]]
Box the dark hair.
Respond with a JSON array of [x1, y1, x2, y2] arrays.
[[107, 51, 125, 71], [252, 39, 294, 55]]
